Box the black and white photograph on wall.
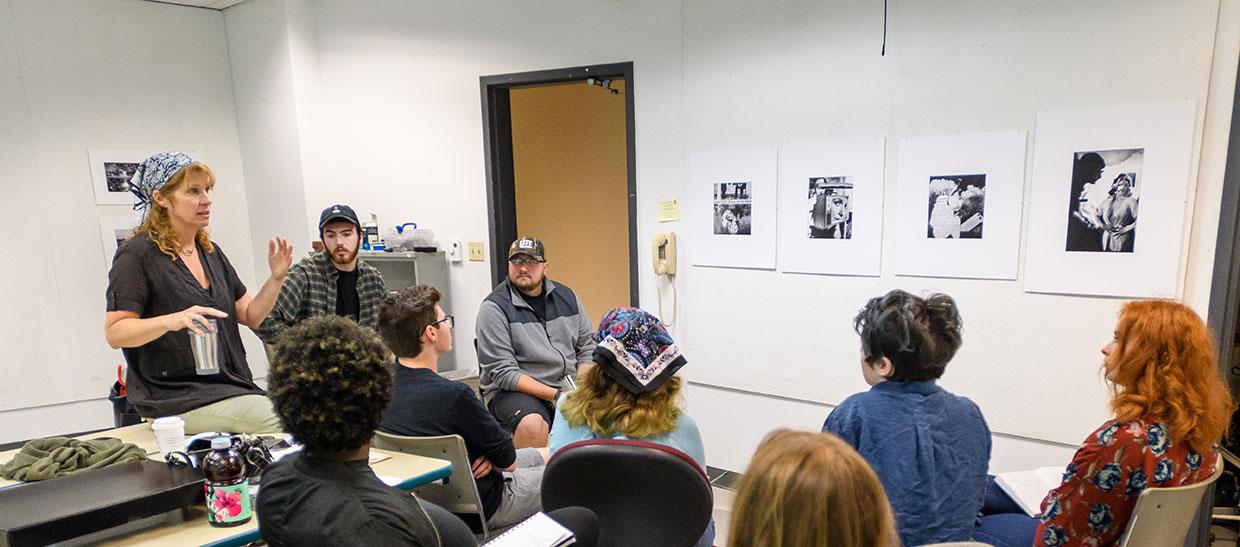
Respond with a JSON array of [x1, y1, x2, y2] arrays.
[[777, 138, 883, 276], [926, 174, 986, 239], [1065, 148, 1142, 253], [713, 181, 752, 235], [104, 162, 139, 193], [807, 177, 852, 239], [90, 149, 162, 205], [98, 215, 139, 270], [692, 147, 776, 268]]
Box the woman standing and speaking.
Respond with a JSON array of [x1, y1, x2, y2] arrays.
[[105, 151, 292, 434]]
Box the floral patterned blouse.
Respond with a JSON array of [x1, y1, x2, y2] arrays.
[[1035, 419, 1217, 546]]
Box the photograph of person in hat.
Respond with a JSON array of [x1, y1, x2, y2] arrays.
[[255, 204, 387, 343]]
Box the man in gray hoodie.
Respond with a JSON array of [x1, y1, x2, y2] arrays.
[[475, 236, 596, 448]]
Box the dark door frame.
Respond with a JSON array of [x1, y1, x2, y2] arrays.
[[1206, 51, 1240, 385], [479, 62, 639, 307]]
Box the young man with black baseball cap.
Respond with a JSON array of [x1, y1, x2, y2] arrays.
[[255, 204, 387, 343]]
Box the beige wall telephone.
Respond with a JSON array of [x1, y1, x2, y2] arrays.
[[653, 232, 676, 275]]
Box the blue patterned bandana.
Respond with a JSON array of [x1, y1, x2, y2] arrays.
[[129, 151, 195, 213], [592, 307, 686, 394]]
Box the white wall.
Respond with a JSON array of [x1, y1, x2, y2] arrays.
[[682, 383, 1079, 474], [5, 0, 1227, 475], [676, 0, 1238, 457], [224, 0, 315, 287], [0, 0, 257, 443], [226, 0, 688, 374], [220, 0, 1240, 472]]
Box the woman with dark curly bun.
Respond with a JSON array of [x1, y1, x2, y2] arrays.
[[980, 301, 1234, 547], [822, 289, 991, 547], [256, 316, 474, 547]]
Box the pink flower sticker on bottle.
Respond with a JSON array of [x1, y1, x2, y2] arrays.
[[212, 489, 244, 519], [205, 483, 252, 525]]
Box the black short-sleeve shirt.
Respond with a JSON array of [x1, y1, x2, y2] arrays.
[[106, 232, 263, 417]]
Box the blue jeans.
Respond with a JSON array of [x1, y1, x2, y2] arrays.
[[974, 476, 1038, 547], [694, 519, 715, 547]]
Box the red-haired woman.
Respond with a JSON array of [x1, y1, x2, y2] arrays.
[[982, 300, 1233, 546], [1034, 300, 1233, 545]]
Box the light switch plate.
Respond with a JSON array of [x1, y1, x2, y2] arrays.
[[468, 242, 485, 261]]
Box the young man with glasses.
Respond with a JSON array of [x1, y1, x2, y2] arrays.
[[377, 285, 546, 531], [475, 236, 597, 448]]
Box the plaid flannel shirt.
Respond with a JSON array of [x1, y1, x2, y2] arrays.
[[255, 252, 387, 344]]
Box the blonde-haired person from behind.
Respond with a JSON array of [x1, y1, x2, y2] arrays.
[[549, 307, 713, 546], [729, 430, 898, 547]]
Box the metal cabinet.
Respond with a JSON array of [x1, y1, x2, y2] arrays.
[[360, 251, 456, 372]]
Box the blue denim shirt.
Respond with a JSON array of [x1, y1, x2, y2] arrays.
[[823, 380, 991, 547]]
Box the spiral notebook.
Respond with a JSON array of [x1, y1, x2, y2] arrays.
[[483, 512, 575, 547]]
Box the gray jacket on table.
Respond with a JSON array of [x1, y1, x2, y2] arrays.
[[476, 278, 596, 398]]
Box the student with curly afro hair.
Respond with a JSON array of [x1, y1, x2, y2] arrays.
[[256, 315, 474, 547]]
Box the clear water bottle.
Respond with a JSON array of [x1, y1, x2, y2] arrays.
[[201, 436, 252, 527]]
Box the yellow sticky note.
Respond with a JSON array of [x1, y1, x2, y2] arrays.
[[657, 199, 680, 222]]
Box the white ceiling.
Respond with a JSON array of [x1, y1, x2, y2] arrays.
[[144, 0, 249, 10]]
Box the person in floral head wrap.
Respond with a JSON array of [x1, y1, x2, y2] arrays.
[[549, 307, 714, 547], [104, 152, 294, 434]]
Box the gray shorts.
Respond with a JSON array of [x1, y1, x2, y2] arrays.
[[486, 447, 545, 530]]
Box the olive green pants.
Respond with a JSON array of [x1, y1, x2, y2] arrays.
[[179, 394, 282, 435]]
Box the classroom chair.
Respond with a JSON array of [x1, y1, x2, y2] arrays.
[[371, 432, 492, 539], [541, 439, 713, 547], [1120, 453, 1225, 547]]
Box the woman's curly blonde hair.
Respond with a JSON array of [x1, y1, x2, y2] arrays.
[[132, 163, 215, 260], [559, 364, 682, 439]]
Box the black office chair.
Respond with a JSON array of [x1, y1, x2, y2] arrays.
[[541, 439, 713, 547]]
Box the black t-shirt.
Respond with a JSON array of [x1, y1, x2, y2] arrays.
[[379, 365, 516, 519], [335, 268, 360, 321], [257, 453, 440, 547], [105, 232, 263, 417], [517, 284, 547, 322]]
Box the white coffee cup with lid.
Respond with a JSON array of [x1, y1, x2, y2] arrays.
[[151, 416, 186, 455]]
